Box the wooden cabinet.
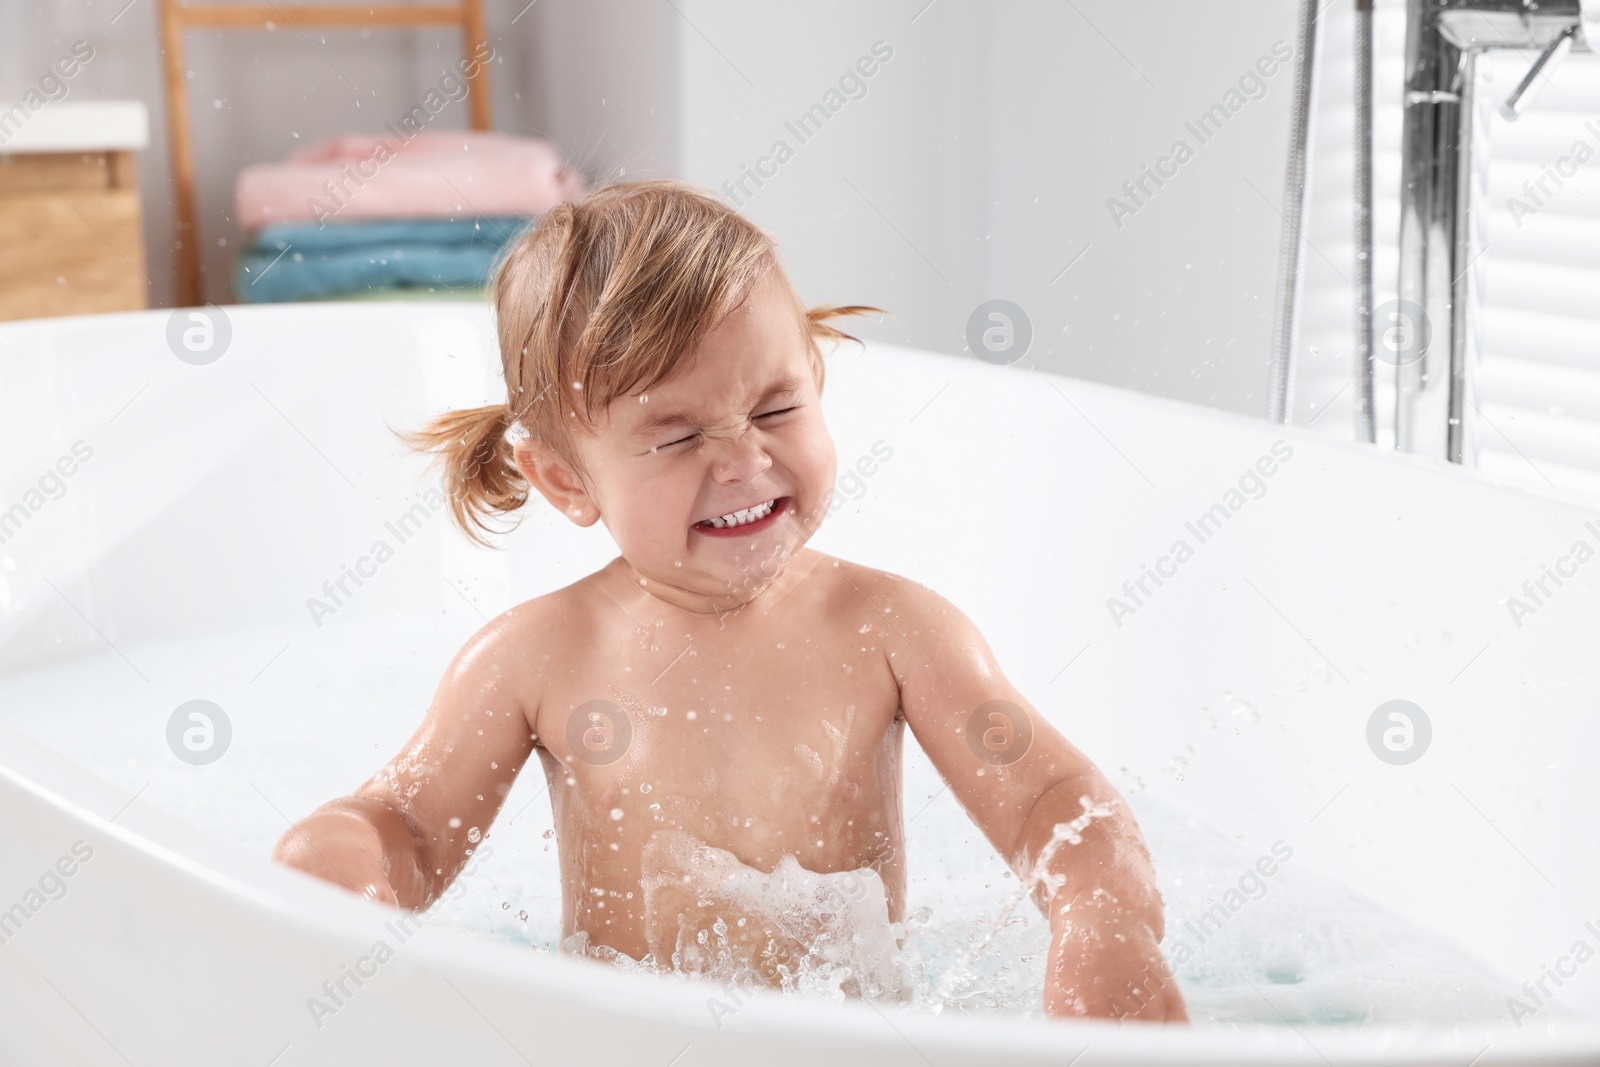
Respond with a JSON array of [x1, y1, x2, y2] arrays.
[[0, 103, 150, 322]]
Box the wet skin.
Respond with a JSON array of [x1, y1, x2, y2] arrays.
[[517, 550, 910, 974], [272, 272, 1188, 1020]]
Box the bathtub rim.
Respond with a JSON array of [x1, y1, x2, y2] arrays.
[[1, 723, 1595, 1065]]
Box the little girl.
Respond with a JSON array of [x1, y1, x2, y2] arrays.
[[272, 178, 1188, 1022]]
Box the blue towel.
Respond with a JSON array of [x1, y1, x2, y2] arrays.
[[235, 216, 530, 303]]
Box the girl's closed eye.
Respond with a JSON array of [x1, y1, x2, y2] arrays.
[[654, 407, 798, 452]]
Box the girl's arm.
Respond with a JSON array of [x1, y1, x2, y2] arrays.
[[273, 605, 550, 909], [880, 574, 1188, 1023]]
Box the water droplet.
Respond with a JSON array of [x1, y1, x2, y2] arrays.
[[609, 807, 624, 820], [467, 826, 482, 843]]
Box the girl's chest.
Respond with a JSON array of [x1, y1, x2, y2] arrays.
[[538, 618, 902, 824]]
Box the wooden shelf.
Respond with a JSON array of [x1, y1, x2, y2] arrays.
[[159, 0, 493, 307]]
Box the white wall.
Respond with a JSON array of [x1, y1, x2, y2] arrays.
[[985, 1, 1302, 415], [671, 0, 1303, 419], [2, 0, 1314, 421], [676, 1, 994, 380], [526, 0, 682, 181]]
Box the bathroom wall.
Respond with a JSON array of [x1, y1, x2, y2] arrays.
[[525, 0, 1307, 419], [670, 0, 1302, 417], [1, 0, 1304, 420], [525, 0, 681, 181]]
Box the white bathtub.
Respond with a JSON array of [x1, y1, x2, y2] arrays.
[[0, 302, 1596, 1065]]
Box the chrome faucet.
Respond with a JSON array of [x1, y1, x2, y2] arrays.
[[1391, 0, 1597, 463], [1270, 0, 1598, 462]]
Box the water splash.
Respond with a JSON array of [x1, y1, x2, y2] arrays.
[[561, 800, 1128, 1017], [563, 828, 913, 1003], [924, 795, 1119, 1012]]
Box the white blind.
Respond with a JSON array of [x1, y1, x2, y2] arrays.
[[1477, 48, 1600, 502], [1294, 2, 1600, 508]]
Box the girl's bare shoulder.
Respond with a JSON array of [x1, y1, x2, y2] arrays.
[[447, 571, 610, 686], [804, 552, 934, 615]]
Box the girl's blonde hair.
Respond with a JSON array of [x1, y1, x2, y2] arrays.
[[397, 178, 882, 547]]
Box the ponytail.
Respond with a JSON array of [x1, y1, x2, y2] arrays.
[[807, 304, 885, 347], [805, 304, 887, 391], [394, 403, 528, 548]]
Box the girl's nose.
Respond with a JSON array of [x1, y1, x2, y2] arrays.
[[708, 422, 773, 482]]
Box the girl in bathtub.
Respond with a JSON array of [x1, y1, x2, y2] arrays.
[[272, 178, 1188, 1023]]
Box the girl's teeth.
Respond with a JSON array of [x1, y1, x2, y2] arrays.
[[705, 498, 776, 528]]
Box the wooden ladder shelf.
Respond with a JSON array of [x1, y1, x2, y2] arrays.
[[158, 0, 493, 306]]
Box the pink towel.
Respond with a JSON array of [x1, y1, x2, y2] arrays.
[[236, 130, 587, 230]]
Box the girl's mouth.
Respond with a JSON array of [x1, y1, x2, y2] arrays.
[[692, 496, 789, 537]]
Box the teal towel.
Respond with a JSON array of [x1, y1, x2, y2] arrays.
[[235, 216, 530, 303]]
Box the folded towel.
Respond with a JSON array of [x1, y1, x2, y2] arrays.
[[234, 215, 527, 303], [235, 130, 586, 231], [246, 215, 530, 252]]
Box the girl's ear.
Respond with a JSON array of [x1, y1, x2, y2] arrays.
[[514, 438, 601, 527]]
